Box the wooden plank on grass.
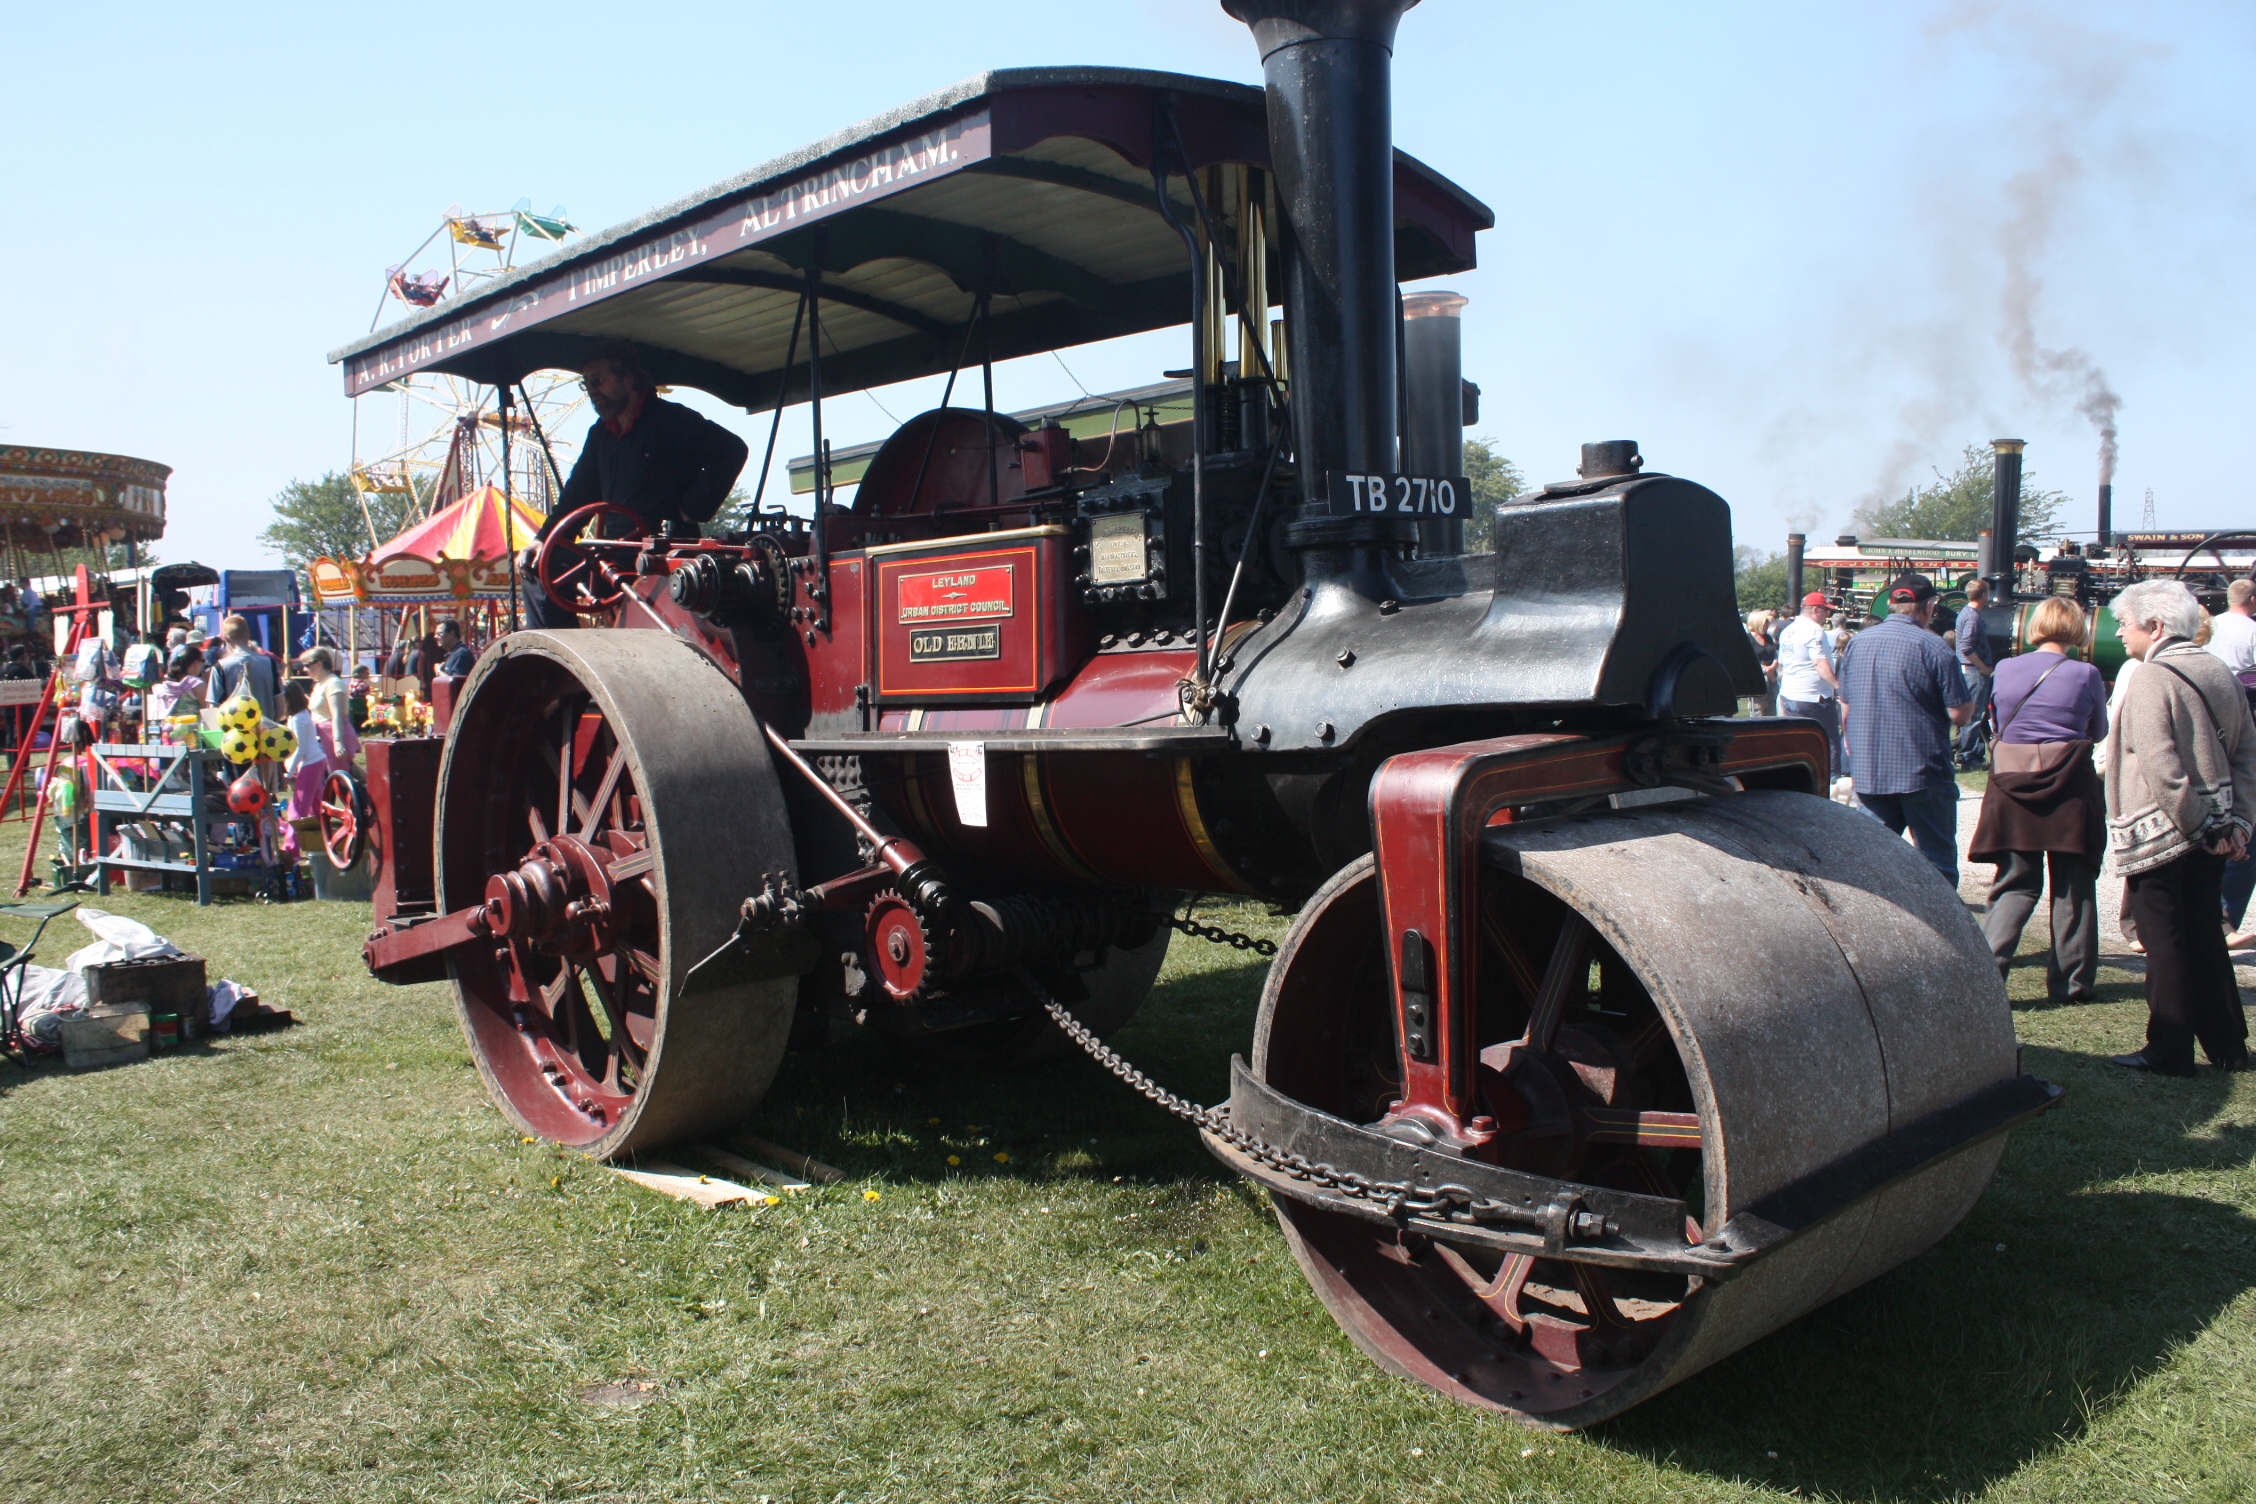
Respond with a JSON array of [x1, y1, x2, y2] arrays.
[[609, 1160, 759, 1209], [724, 1133, 844, 1184], [692, 1143, 811, 1191]]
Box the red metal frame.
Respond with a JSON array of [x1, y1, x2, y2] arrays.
[[1365, 721, 1830, 1146]]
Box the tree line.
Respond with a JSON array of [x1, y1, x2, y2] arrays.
[[1735, 444, 2071, 616]]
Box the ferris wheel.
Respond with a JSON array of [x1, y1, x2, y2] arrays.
[[347, 201, 589, 547]]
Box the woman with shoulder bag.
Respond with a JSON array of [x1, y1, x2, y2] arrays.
[[1970, 597, 2110, 1003], [2102, 580, 2256, 1075]]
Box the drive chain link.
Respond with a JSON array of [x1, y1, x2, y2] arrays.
[[1166, 911, 1279, 957], [1024, 970, 1511, 1227]]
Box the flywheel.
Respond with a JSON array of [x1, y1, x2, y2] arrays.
[[436, 630, 799, 1157]]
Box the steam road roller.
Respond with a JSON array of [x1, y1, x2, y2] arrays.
[[330, 0, 2060, 1428]]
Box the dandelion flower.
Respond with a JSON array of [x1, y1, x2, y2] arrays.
[[993, 1151, 1011, 1164], [946, 1155, 961, 1166], [863, 1189, 882, 1202]]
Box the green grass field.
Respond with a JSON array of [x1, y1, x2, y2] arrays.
[[1, 814, 2250, 1504]]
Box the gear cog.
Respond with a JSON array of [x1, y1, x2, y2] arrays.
[[865, 893, 933, 1001]]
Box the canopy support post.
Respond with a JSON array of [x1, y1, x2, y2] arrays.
[[907, 299, 983, 515], [501, 384, 520, 634], [806, 263, 830, 636], [1152, 96, 1213, 709], [514, 382, 567, 511], [979, 267, 999, 512], [748, 284, 810, 517]]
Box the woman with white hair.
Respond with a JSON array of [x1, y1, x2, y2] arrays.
[[2103, 579, 2256, 1074]]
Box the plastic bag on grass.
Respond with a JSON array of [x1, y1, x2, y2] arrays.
[[63, 906, 186, 976], [16, 964, 86, 1049]]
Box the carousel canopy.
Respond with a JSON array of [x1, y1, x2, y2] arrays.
[[0, 445, 168, 550], [326, 67, 1491, 412], [309, 484, 542, 605]]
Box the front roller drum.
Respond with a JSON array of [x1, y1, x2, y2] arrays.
[[437, 630, 800, 1158], [1252, 790, 2019, 1428]]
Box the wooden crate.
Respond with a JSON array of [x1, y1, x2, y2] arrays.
[[61, 1003, 151, 1071], [84, 955, 208, 1039]]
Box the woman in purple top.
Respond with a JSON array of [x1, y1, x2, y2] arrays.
[[1969, 598, 2110, 1002]]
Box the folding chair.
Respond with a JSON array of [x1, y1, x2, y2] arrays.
[[0, 901, 79, 1062]]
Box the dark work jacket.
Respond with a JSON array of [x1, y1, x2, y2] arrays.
[[1969, 742, 2105, 862], [549, 395, 748, 536]]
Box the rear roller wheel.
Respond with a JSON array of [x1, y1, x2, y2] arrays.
[[1254, 790, 2016, 1428], [438, 630, 799, 1157]]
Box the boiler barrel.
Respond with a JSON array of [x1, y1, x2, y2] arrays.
[[2016, 600, 2126, 683]]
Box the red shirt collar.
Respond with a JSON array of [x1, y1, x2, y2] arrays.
[[601, 387, 651, 437]]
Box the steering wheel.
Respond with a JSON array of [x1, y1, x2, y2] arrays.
[[318, 767, 373, 869], [536, 503, 650, 614]]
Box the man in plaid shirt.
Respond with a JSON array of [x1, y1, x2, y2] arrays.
[[1840, 573, 1975, 885]]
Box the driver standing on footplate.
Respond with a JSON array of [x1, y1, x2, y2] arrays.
[[522, 338, 749, 629]]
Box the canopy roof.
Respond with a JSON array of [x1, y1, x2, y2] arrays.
[[369, 483, 542, 565], [0, 445, 168, 548], [328, 68, 1492, 413]]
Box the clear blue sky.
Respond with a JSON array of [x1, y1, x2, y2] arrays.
[[5, 1, 2249, 570]]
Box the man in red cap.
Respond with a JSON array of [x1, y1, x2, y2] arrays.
[[1839, 572, 1976, 884], [1776, 588, 1842, 779]]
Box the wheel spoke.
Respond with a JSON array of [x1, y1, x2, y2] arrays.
[[579, 739, 629, 840], [582, 958, 646, 1078], [1621, 1012, 1670, 1067], [1482, 901, 1545, 1004], [1580, 1107, 1701, 1148], [554, 712, 574, 839], [621, 944, 661, 988], [1521, 914, 1592, 1053], [1570, 1263, 1637, 1333], [1434, 1243, 1534, 1334]]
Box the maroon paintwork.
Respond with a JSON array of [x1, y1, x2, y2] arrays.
[[1364, 722, 1829, 1146], [363, 735, 447, 984], [870, 532, 1086, 704]]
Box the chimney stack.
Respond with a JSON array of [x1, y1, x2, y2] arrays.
[[1989, 440, 2024, 599], [1224, 0, 1418, 517], [1399, 288, 1467, 555], [1785, 533, 1806, 609]]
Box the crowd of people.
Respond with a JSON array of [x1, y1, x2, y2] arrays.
[[1753, 573, 2252, 1080], [24, 609, 493, 881]]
